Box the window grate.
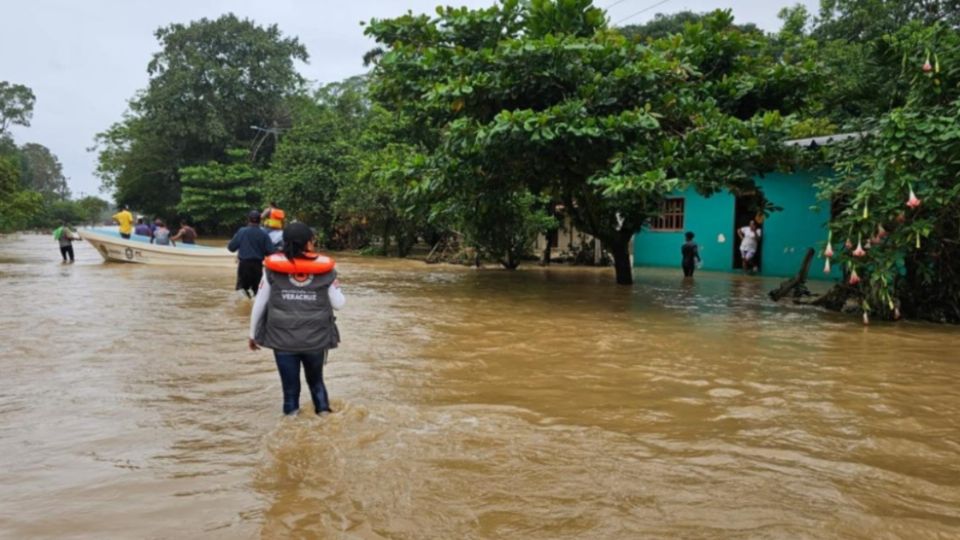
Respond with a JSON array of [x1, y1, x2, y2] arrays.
[[651, 198, 684, 231]]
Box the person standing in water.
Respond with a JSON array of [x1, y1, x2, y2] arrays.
[[261, 201, 285, 250], [681, 231, 701, 277], [248, 223, 345, 416], [228, 211, 275, 297], [53, 222, 81, 263], [737, 219, 762, 273]]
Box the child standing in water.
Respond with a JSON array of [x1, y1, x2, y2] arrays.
[[681, 231, 701, 277]]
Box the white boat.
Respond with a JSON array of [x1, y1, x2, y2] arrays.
[[79, 227, 237, 267]]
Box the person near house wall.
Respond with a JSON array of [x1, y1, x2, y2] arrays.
[[737, 219, 762, 273], [681, 231, 701, 277]]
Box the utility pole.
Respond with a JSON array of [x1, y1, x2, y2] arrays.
[[250, 125, 286, 161]]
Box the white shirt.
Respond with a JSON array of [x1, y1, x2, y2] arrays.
[[249, 273, 346, 339], [739, 226, 761, 251]]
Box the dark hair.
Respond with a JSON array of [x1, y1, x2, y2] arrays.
[[283, 237, 311, 260], [137, 218, 144, 224], [282, 223, 314, 260], [685, 231, 695, 241]]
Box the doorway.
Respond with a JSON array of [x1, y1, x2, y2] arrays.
[[732, 194, 763, 272]]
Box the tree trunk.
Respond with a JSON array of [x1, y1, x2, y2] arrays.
[[610, 234, 632, 285], [396, 231, 412, 258], [381, 221, 391, 256], [769, 248, 815, 301]]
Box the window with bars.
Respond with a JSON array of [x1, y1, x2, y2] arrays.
[[650, 198, 685, 231]]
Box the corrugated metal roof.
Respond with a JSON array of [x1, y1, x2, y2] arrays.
[[783, 132, 868, 147]]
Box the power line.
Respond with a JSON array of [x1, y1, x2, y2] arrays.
[[613, 0, 674, 26], [604, 0, 633, 9]]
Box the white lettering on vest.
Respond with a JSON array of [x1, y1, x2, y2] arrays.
[[281, 290, 317, 301]]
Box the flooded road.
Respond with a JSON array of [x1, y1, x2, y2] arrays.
[[1, 232, 959, 539]]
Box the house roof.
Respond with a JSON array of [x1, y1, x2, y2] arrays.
[[783, 132, 867, 148]]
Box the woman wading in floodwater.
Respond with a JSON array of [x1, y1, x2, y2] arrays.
[[248, 223, 345, 415]]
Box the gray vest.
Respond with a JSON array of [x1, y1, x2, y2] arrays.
[[256, 268, 340, 352]]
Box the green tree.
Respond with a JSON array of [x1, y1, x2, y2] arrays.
[[76, 196, 111, 225], [0, 82, 35, 135], [817, 21, 960, 323], [619, 10, 759, 41], [265, 79, 368, 241], [0, 155, 43, 232], [338, 139, 436, 256], [0, 154, 20, 200], [815, 0, 960, 42], [178, 148, 262, 232], [19, 142, 69, 200], [366, 2, 812, 282], [94, 14, 307, 219]]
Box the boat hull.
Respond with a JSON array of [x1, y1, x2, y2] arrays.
[[79, 228, 237, 267]]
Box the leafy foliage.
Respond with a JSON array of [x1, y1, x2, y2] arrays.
[[0, 82, 35, 134], [819, 21, 960, 322], [19, 143, 69, 200], [178, 148, 262, 231], [265, 79, 367, 241], [365, 2, 813, 280], [94, 14, 306, 218], [619, 10, 759, 42]]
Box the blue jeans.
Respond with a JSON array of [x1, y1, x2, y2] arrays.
[[274, 350, 331, 415]]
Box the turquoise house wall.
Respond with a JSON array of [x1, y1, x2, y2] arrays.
[[632, 170, 842, 280], [632, 186, 735, 272], [755, 171, 840, 279]]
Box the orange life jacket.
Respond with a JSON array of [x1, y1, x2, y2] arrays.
[[263, 208, 285, 230], [264, 252, 335, 275]]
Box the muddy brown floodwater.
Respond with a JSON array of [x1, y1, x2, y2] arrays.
[[1, 232, 959, 539]]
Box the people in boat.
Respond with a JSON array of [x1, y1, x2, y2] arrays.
[[248, 222, 345, 415], [134, 217, 153, 238], [228, 210, 276, 298], [151, 219, 175, 246], [53, 221, 81, 263], [172, 221, 197, 244], [261, 201, 285, 249], [737, 219, 762, 273], [681, 231, 701, 278], [112, 205, 134, 239]]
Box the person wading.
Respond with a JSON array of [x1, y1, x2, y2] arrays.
[[53, 222, 81, 263], [261, 201, 285, 250], [228, 211, 276, 297], [681, 231, 701, 278], [248, 223, 345, 415]]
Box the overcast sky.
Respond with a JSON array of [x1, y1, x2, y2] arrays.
[[1, 0, 816, 200]]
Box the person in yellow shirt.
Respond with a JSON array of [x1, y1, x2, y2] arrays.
[[112, 205, 135, 239]]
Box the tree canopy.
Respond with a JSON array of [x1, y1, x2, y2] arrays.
[[93, 14, 307, 220], [0, 82, 35, 135], [364, 1, 814, 282]]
